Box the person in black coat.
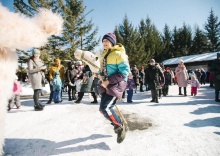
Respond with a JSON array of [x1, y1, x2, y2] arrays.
[[145, 59, 164, 103], [210, 53, 220, 102], [65, 61, 78, 101], [162, 67, 172, 96], [131, 65, 139, 93], [139, 66, 145, 92]]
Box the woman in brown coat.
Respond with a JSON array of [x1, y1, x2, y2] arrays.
[[175, 60, 188, 96]]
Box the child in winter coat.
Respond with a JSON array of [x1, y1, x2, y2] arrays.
[[162, 67, 172, 96], [52, 71, 62, 103], [190, 75, 200, 96], [8, 75, 22, 111], [126, 73, 136, 103]]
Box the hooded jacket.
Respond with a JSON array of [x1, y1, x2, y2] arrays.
[[99, 44, 130, 98]]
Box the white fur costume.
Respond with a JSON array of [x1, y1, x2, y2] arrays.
[[74, 49, 100, 73], [0, 4, 63, 154]]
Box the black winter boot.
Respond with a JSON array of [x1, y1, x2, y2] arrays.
[[91, 100, 98, 104], [46, 100, 52, 104], [39, 103, 45, 108], [184, 87, 187, 96], [150, 99, 155, 102], [34, 104, 44, 111], [179, 87, 183, 95], [91, 92, 98, 104]]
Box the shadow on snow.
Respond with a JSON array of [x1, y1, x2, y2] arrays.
[[184, 117, 220, 128], [4, 134, 112, 155]]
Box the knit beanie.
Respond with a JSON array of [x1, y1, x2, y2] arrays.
[[102, 33, 116, 46], [150, 59, 155, 63], [32, 49, 41, 55]]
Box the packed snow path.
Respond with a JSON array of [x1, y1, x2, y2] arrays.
[[4, 84, 220, 156]]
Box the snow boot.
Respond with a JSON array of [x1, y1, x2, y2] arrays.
[[150, 98, 155, 102], [74, 100, 81, 104], [34, 104, 44, 111], [179, 87, 183, 95], [46, 100, 52, 104], [39, 103, 45, 108], [91, 100, 98, 104], [184, 87, 187, 96], [114, 125, 122, 134], [116, 124, 126, 143], [7, 106, 11, 111]]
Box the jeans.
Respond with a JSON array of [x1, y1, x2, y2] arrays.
[[53, 90, 61, 103], [127, 89, 133, 102], [99, 92, 122, 127], [49, 84, 62, 101]]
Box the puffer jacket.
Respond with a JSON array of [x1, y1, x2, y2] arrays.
[[52, 76, 62, 91], [99, 44, 130, 98]]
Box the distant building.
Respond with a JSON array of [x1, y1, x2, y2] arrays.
[[162, 52, 220, 71]]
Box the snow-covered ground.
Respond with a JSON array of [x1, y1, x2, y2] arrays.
[[20, 83, 50, 96], [3, 84, 220, 156]]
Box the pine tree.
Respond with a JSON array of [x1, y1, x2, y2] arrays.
[[114, 15, 144, 66], [13, 0, 99, 65], [161, 24, 173, 59], [172, 27, 181, 57], [171, 24, 192, 57], [141, 17, 163, 63], [179, 23, 192, 56], [204, 9, 220, 52], [63, 0, 99, 54], [190, 26, 208, 54]]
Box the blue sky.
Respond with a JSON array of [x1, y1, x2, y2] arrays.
[[1, 0, 220, 51]]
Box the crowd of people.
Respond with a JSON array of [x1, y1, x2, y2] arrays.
[[7, 32, 220, 143], [9, 54, 216, 110]]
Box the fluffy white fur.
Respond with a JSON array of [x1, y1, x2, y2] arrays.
[[0, 4, 63, 154], [74, 49, 100, 73]]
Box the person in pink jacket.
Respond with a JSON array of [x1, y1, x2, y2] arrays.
[[190, 75, 200, 96], [8, 76, 22, 111], [175, 60, 188, 96]]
